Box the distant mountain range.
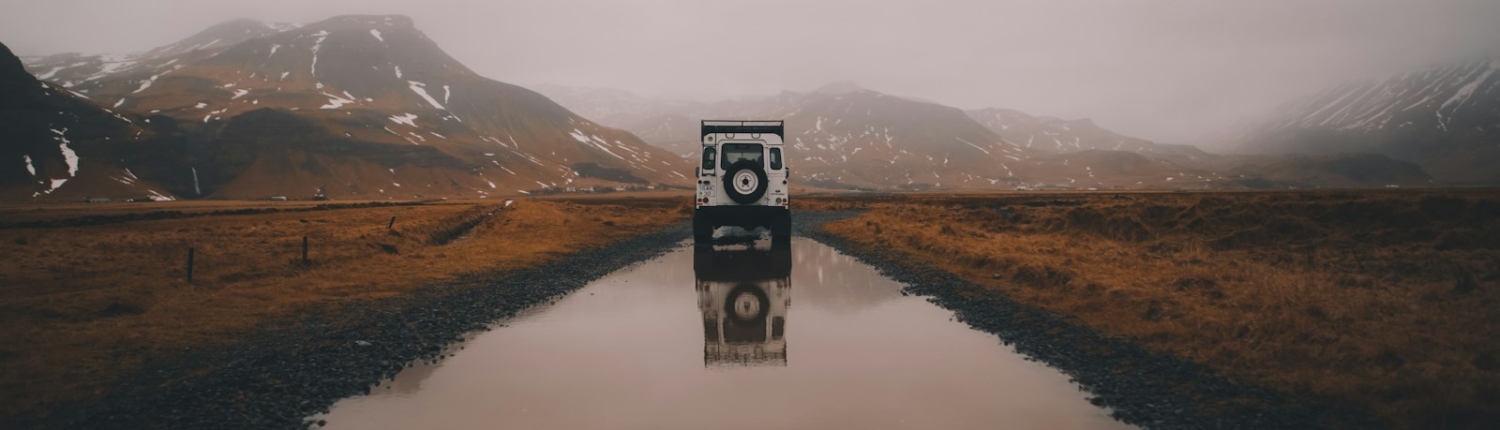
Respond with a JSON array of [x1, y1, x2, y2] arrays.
[[7, 15, 689, 201], [4, 15, 1469, 201], [1234, 58, 1499, 184], [537, 83, 1433, 190]]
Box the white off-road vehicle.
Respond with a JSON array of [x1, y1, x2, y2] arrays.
[[693, 120, 791, 245]]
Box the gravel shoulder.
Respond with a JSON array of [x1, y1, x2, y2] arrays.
[[793, 211, 1380, 430], [25, 223, 691, 430]]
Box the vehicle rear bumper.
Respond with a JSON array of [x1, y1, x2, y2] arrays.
[[694, 205, 788, 229]]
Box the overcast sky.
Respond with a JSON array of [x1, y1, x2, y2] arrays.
[[4, 0, 1498, 146]]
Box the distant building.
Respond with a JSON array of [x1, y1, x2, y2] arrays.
[[270, 196, 288, 201]]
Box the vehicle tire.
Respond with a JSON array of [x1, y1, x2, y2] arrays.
[[724, 283, 770, 324], [693, 212, 713, 245], [722, 160, 769, 204]]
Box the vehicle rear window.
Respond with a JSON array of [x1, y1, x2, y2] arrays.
[[720, 143, 764, 170], [701, 147, 716, 171], [769, 148, 783, 170]]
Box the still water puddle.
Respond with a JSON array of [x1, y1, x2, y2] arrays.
[[315, 238, 1132, 430]]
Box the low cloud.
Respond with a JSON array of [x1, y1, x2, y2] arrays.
[[5, 0, 1498, 147]]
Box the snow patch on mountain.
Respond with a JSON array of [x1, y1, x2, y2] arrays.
[[956, 137, 990, 155], [407, 81, 446, 110], [571, 129, 625, 160], [319, 92, 356, 109], [1435, 60, 1497, 130], [51, 128, 79, 177], [389, 113, 418, 126], [132, 75, 158, 93], [309, 30, 329, 76]]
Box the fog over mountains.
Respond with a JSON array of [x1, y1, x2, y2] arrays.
[[3, 7, 1497, 200], [536, 82, 1439, 191], [5, 1, 1499, 147], [1234, 58, 1500, 184]]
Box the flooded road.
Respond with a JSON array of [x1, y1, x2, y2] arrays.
[[315, 238, 1132, 430]]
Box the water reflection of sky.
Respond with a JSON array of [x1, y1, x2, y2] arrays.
[[315, 238, 1132, 430]]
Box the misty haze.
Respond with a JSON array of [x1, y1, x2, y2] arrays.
[[1, 1, 1496, 429]]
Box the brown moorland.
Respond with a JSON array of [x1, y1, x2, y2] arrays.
[[807, 190, 1499, 429], [0, 198, 688, 421]]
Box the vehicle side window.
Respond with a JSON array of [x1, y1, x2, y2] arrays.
[[769, 148, 783, 170], [701, 147, 715, 171]]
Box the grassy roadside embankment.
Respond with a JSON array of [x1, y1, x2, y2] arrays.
[[0, 198, 688, 422], [805, 191, 1499, 429]]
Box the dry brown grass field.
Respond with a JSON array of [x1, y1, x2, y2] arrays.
[[0, 198, 688, 420], [805, 190, 1499, 429]]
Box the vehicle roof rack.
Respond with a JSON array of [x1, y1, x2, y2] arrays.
[[701, 120, 784, 138]]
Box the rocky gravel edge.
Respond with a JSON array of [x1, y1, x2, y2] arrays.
[[792, 211, 1381, 430], [30, 223, 692, 430]]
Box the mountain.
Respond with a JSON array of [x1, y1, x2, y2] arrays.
[[528, 84, 702, 129], [522, 82, 1452, 191], [22, 19, 298, 91], [623, 114, 697, 157], [1022, 150, 1223, 190], [542, 84, 1327, 190], [761, 89, 1030, 189], [14, 15, 691, 200], [0, 41, 174, 200], [1226, 153, 1433, 189], [966, 108, 1161, 154], [809, 80, 866, 95], [570, 84, 1239, 190], [1234, 58, 1500, 184]]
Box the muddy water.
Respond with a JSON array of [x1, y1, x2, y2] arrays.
[[315, 238, 1132, 430]]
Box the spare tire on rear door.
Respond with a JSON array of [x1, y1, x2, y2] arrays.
[[722, 159, 769, 204]]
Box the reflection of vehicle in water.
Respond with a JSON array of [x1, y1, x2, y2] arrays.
[[694, 244, 792, 367]]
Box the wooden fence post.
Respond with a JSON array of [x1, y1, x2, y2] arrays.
[[388, 216, 396, 229], [186, 247, 195, 282]]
